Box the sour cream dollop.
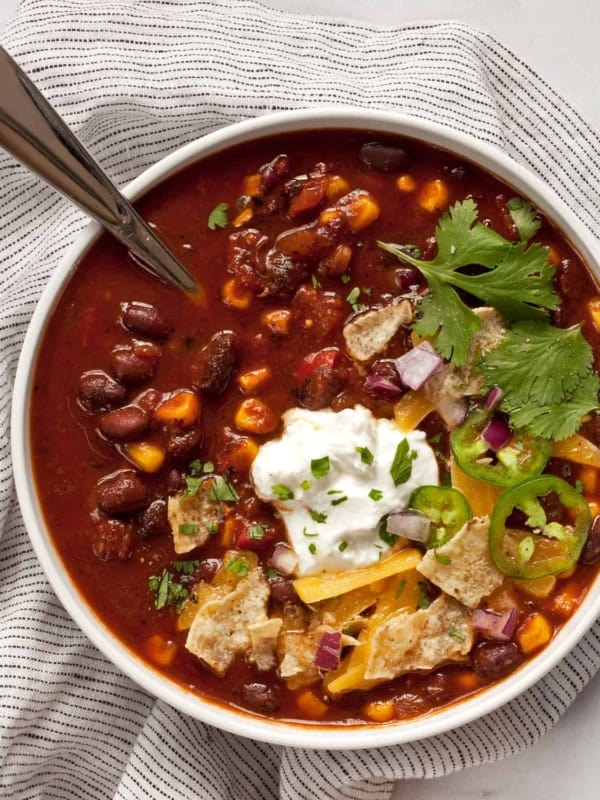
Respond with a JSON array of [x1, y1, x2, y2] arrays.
[[251, 405, 439, 575]]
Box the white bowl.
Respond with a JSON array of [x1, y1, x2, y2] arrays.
[[11, 107, 600, 749]]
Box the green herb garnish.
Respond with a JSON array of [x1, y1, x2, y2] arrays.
[[272, 484, 294, 501], [331, 495, 348, 506], [356, 446, 374, 465], [378, 517, 398, 548], [310, 456, 331, 479], [178, 523, 198, 536], [148, 570, 189, 610], [395, 578, 407, 598], [417, 581, 431, 610], [309, 509, 328, 523], [448, 627, 467, 643], [308, 542, 317, 555], [368, 488, 383, 501], [338, 540, 348, 552], [434, 551, 452, 565], [209, 475, 239, 502], [507, 197, 541, 242], [207, 201, 229, 230], [173, 560, 200, 575], [226, 556, 249, 577], [390, 439, 416, 486], [300, 479, 312, 491], [247, 524, 266, 541]]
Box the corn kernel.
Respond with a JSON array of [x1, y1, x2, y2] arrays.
[[516, 613, 552, 654], [396, 174, 416, 192], [227, 436, 259, 471], [551, 583, 582, 616], [124, 441, 165, 473], [221, 278, 253, 309], [295, 688, 329, 720], [579, 466, 598, 494], [326, 175, 350, 201], [417, 179, 449, 212], [515, 575, 556, 599], [588, 299, 600, 331], [144, 634, 177, 667], [347, 193, 380, 231], [234, 398, 278, 434], [243, 173, 262, 197], [546, 244, 561, 265], [304, 318, 314, 328], [364, 700, 395, 723], [154, 390, 201, 428], [238, 367, 271, 394], [318, 208, 341, 226], [231, 207, 254, 228], [454, 671, 480, 691], [261, 308, 291, 336]]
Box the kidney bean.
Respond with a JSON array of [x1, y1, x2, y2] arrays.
[[423, 672, 451, 704], [581, 515, 600, 565], [241, 682, 281, 713], [269, 576, 299, 604], [192, 331, 240, 395], [110, 341, 161, 386], [121, 301, 173, 341], [77, 370, 126, 412], [259, 154, 290, 195], [138, 498, 170, 539], [298, 364, 345, 410], [360, 141, 413, 173], [98, 404, 149, 443], [166, 468, 186, 493], [166, 426, 203, 460], [393, 691, 428, 718], [92, 519, 134, 561], [96, 470, 148, 515], [135, 388, 163, 414], [197, 558, 221, 583], [471, 641, 524, 680]]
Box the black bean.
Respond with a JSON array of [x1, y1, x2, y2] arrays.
[[423, 672, 451, 704], [98, 405, 149, 443], [77, 370, 126, 412], [297, 365, 345, 410], [269, 576, 300, 604], [92, 519, 134, 561], [360, 141, 413, 173], [241, 682, 281, 713], [471, 641, 524, 680], [581, 515, 600, 565], [138, 499, 170, 538], [166, 427, 203, 460], [121, 301, 173, 340], [110, 341, 161, 386], [192, 331, 240, 395], [96, 470, 148, 516], [166, 468, 186, 493]]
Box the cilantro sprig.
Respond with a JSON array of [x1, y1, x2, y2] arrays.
[[379, 199, 557, 365]]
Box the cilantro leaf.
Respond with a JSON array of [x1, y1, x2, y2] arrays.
[[209, 475, 239, 502], [507, 197, 542, 242], [148, 569, 189, 610], [390, 439, 416, 486], [480, 322, 595, 407], [310, 456, 330, 478], [272, 484, 294, 501], [207, 202, 229, 230], [378, 199, 557, 364]]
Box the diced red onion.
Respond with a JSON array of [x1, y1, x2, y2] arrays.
[[364, 374, 403, 399], [481, 415, 511, 452], [472, 608, 518, 641], [386, 510, 431, 544], [268, 543, 298, 577], [314, 630, 342, 671], [394, 267, 421, 292], [394, 342, 443, 390], [484, 386, 504, 410]]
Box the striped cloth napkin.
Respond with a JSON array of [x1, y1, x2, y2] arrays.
[[1, 2, 600, 798]]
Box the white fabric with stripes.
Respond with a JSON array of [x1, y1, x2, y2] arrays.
[[1, 1, 599, 798]]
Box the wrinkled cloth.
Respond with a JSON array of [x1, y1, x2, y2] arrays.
[[1, 2, 600, 799]]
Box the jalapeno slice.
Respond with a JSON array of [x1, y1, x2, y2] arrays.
[[489, 476, 591, 579], [409, 485, 472, 549], [451, 409, 550, 487]]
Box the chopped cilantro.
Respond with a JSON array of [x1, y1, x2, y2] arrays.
[[507, 196, 541, 242], [340, 273, 351, 284], [209, 475, 239, 502], [309, 509, 328, 523], [362, 286, 372, 296], [434, 551, 452, 565], [184, 475, 201, 497], [356, 446, 374, 465], [327, 489, 343, 494], [308, 542, 317, 555], [207, 201, 229, 230], [448, 627, 467, 643], [311, 273, 321, 289], [247, 524, 266, 540], [173, 560, 200, 575], [300, 479, 312, 491], [394, 578, 407, 598], [417, 581, 431, 610], [148, 569, 189, 610], [178, 522, 198, 536], [226, 556, 249, 577], [390, 439, 416, 486], [379, 199, 558, 365], [206, 521, 219, 535], [346, 286, 360, 305], [480, 321, 599, 440], [202, 461, 215, 473], [428, 432, 442, 444], [188, 459, 203, 475], [338, 540, 348, 552], [310, 456, 331, 479], [266, 567, 278, 580], [368, 488, 383, 502], [303, 527, 318, 538], [272, 484, 294, 501], [331, 495, 348, 506]]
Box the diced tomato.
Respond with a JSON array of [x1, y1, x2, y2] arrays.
[[296, 347, 340, 381], [235, 519, 276, 550]]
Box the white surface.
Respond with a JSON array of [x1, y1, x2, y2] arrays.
[[2, 0, 600, 797]]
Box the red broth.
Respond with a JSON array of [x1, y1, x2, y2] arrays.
[[30, 130, 600, 724]]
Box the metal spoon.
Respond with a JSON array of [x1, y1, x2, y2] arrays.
[[0, 47, 197, 294]]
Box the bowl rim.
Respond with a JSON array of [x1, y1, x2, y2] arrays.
[[11, 106, 600, 750]]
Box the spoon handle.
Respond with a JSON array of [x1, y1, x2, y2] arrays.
[[0, 47, 197, 293]]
